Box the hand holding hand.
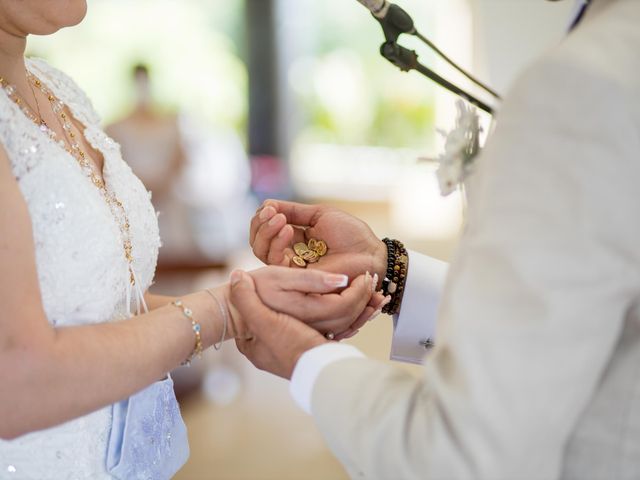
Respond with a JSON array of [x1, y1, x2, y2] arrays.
[[232, 266, 387, 340], [250, 200, 388, 286], [228, 270, 327, 379]]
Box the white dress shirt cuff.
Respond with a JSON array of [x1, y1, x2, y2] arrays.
[[390, 250, 448, 364], [290, 343, 366, 414]]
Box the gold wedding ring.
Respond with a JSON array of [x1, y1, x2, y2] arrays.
[[292, 238, 329, 268]]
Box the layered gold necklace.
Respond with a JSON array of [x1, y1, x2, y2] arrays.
[[0, 71, 137, 286]]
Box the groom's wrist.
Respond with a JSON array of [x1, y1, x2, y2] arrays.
[[371, 239, 388, 289], [290, 343, 366, 413]]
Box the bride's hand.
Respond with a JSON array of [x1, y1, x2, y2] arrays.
[[228, 266, 386, 341]]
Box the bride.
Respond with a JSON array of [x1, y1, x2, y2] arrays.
[[0, 1, 384, 478]]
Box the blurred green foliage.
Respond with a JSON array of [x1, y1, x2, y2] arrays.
[[27, 0, 437, 150]]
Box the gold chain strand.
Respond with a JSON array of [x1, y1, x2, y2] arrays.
[[0, 76, 52, 137], [1, 73, 137, 286], [26, 76, 47, 131]]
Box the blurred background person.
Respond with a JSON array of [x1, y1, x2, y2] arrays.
[[106, 64, 194, 264], [107, 63, 255, 268]]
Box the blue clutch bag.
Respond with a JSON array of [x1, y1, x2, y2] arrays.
[[106, 376, 190, 480]]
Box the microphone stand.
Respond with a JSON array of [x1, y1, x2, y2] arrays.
[[373, 4, 498, 115]]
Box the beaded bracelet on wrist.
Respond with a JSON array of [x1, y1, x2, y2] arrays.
[[172, 299, 203, 366], [381, 238, 409, 315]]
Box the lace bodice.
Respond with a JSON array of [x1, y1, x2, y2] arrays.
[[0, 59, 161, 479]]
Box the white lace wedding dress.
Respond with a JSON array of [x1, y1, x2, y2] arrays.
[[0, 59, 162, 479]]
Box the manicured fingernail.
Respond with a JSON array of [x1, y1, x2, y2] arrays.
[[371, 273, 379, 294], [230, 270, 243, 286], [325, 274, 349, 288], [368, 309, 382, 322], [344, 330, 359, 339], [378, 295, 392, 311]]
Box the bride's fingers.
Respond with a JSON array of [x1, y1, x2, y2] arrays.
[[257, 266, 352, 294], [331, 304, 377, 340], [333, 328, 359, 342], [275, 273, 373, 327], [367, 290, 386, 308], [312, 289, 386, 337], [311, 304, 372, 337], [252, 213, 287, 263]]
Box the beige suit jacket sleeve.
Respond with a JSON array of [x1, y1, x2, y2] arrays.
[[311, 50, 640, 479]]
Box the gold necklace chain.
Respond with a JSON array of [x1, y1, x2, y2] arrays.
[[0, 76, 48, 133], [0, 73, 137, 286], [26, 76, 47, 131]]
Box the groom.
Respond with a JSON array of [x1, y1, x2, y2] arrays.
[[230, 0, 640, 478]]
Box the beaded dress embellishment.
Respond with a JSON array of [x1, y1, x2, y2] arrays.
[[0, 67, 148, 316]]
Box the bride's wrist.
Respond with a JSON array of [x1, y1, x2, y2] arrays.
[[201, 284, 243, 342], [198, 286, 235, 345], [195, 282, 248, 347], [218, 283, 244, 339]]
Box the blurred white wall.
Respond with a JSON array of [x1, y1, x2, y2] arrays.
[[392, 0, 578, 243]]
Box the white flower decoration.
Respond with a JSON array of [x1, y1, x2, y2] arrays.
[[427, 100, 483, 196]]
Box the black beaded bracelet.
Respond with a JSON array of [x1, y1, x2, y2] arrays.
[[381, 238, 409, 315]]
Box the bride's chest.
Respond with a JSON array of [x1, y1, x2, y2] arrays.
[[13, 133, 160, 326]]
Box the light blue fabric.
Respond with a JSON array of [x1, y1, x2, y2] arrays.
[[106, 376, 189, 480]]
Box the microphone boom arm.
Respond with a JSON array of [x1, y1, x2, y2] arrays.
[[370, 3, 498, 115], [380, 41, 494, 115]]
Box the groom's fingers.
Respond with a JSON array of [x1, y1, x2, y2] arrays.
[[230, 270, 281, 336], [252, 213, 287, 262], [266, 224, 294, 266], [261, 199, 322, 228], [235, 336, 257, 361], [250, 205, 276, 245]]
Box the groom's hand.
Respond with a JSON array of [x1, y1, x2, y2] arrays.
[[229, 270, 327, 379], [247, 266, 384, 340], [250, 200, 388, 287]]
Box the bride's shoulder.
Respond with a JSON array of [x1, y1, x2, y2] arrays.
[[26, 57, 101, 126]]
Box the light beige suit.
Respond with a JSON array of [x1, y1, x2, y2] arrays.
[[311, 1, 640, 478]]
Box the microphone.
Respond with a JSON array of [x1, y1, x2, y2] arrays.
[[354, 0, 501, 112], [356, 0, 415, 38], [355, 0, 391, 19]]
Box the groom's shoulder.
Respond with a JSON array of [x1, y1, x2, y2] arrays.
[[548, 2, 640, 99], [502, 24, 639, 127]]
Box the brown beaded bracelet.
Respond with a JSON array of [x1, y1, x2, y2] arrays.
[[381, 238, 409, 315]]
